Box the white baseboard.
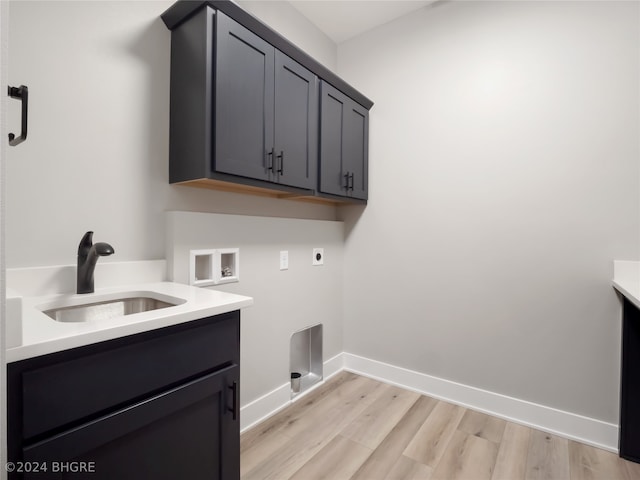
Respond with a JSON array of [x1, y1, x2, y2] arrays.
[[240, 381, 290, 433], [240, 353, 345, 433], [323, 352, 345, 379], [343, 352, 619, 453], [240, 351, 618, 452]]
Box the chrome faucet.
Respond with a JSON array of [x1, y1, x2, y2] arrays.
[[77, 231, 115, 294]]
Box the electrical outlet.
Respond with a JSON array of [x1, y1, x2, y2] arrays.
[[280, 250, 289, 270], [312, 248, 324, 266]]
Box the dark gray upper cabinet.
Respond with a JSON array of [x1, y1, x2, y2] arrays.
[[320, 81, 369, 200], [169, 8, 317, 193], [163, 0, 372, 203]]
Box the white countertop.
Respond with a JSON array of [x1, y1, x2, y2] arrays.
[[613, 260, 640, 309], [7, 282, 253, 363]]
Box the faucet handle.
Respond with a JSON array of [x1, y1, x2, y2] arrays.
[[94, 242, 115, 256]]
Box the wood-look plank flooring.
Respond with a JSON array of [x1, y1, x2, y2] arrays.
[[241, 372, 639, 480]]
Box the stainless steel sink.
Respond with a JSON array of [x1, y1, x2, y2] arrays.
[[43, 297, 178, 323]]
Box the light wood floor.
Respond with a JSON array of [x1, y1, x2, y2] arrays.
[[240, 372, 640, 480]]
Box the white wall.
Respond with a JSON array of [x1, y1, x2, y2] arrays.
[[5, 0, 338, 269], [338, 0, 639, 424], [239, 0, 336, 71], [165, 212, 344, 411]]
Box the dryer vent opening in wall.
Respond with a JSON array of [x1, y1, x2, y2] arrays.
[[290, 324, 323, 398]]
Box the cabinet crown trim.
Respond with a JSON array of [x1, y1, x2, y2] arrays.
[[161, 0, 374, 110]]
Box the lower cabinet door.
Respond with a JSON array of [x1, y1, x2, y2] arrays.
[[21, 365, 239, 480]]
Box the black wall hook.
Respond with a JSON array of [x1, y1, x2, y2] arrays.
[[8, 85, 28, 146]]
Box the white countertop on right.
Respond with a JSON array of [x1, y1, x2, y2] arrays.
[[613, 260, 640, 309]]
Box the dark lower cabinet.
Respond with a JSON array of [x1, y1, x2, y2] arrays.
[[22, 365, 238, 480], [620, 298, 640, 463], [8, 312, 241, 479], [319, 81, 369, 201]]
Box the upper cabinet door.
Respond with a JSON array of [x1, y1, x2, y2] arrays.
[[319, 81, 369, 200], [344, 101, 369, 200], [319, 82, 346, 197], [273, 51, 318, 190], [215, 11, 274, 181]]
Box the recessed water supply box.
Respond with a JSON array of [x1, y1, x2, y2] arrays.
[[217, 248, 240, 284], [290, 324, 323, 398], [189, 248, 239, 287]]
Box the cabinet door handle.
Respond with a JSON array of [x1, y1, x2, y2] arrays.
[[344, 172, 350, 190], [349, 173, 355, 191], [277, 151, 284, 174], [228, 381, 238, 420], [8, 85, 28, 147], [266, 148, 275, 171]]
